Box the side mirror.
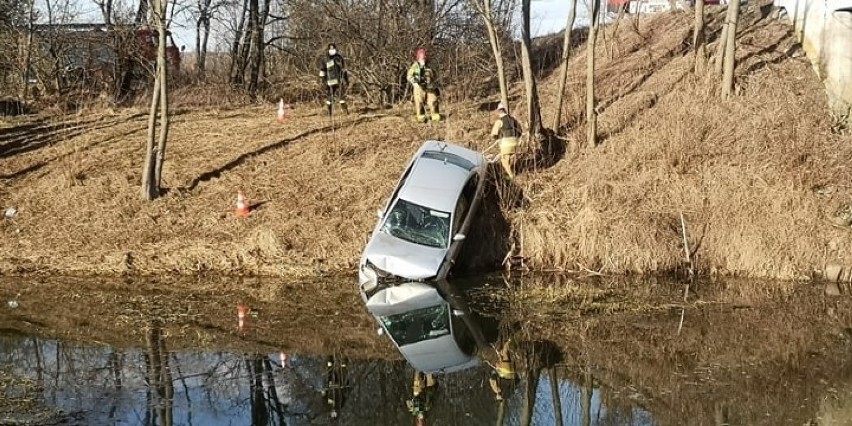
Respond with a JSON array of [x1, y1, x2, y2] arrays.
[[452, 309, 465, 316], [376, 209, 384, 219], [377, 327, 385, 336], [452, 233, 466, 241], [180, 45, 186, 52]]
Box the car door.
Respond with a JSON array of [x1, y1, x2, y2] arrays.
[[437, 174, 479, 279]]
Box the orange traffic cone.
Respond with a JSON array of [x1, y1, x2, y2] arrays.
[[277, 99, 287, 122], [237, 305, 250, 333], [235, 191, 251, 217]]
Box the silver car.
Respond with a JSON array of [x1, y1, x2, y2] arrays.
[[365, 280, 487, 374], [358, 140, 486, 292]]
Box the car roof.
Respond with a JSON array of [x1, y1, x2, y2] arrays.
[[396, 141, 483, 213]]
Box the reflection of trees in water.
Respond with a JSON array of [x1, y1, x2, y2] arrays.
[[143, 322, 173, 426], [0, 329, 656, 425]]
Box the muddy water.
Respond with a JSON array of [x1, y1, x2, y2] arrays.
[[1, 274, 851, 426]]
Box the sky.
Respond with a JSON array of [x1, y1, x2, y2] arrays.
[[531, 0, 586, 37]]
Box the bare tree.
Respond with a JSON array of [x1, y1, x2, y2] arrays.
[[693, 0, 706, 74], [471, 0, 513, 112], [721, 0, 740, 99], [586, 0, 601, 148], [93, 0, 114, 25], [713, 3, 731, 77], [519, 0, 543, 139], [191, 0, 223, 75], [141, 0, 170, 200], [552, 0, 578, 131], [21, 0, 35, 98]]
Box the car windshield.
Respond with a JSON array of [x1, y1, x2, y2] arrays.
[[381, 199, 450, 248], [380, 304, 450, 346]]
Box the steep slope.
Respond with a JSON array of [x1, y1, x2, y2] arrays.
[[1, 7, 850, 281]]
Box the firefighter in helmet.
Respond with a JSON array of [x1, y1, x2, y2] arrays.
[[319, 43, 348, 115], [407, 48, 441, 123], [491, 102, 522, 180]]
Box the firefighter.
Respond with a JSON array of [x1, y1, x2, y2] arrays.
[[490, 102, 522, 180], [407, 48, 440, 123], [319, 43, 348, 116]]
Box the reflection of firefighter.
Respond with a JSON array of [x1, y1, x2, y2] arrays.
[[406, 371, 437, 425], [319, 43, 348, 116], [321, 355, 350, 420], [487, 339, 516, 401]]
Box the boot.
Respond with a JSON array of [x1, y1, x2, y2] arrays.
[[339, 99, 348, 114], [415, 114, 427, 123]]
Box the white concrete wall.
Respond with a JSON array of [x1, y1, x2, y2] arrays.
[[774, 0, 852, 116]]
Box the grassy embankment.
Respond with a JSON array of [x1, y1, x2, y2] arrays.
[[1, 7, 850, 280]]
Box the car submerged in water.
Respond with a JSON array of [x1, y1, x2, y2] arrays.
[[358, 140, 487, 293]]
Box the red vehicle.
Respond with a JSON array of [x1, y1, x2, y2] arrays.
[[135, 28, 182, 71]]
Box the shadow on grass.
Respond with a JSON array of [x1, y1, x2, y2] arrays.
[[180, 115, 386, 192]]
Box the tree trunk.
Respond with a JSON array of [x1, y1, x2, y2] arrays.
[[586, 0, 601, 148], [721, 0, 740, 99], [245, 0, 260, 96], [141, 71, 160, 200], [714, 7, 730, 77], [154, 22, 169, 189], [229, 0, 249, 85], [552, 0, 578, 131], [142, 0, 169, 200], [247, 0, 271, 99], [22, 0, 35, 99], [473, 0, 510, 112], [135, 0, 148, 23], [520, 0, 543, 138], [195, 0, 209, 75], [693, 0, 706, 74]]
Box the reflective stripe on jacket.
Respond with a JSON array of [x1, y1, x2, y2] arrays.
[[320, 54, 345, 86], [407, 62, 438, 90]]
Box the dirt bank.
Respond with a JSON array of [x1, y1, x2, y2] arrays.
[[1, 9, 850, 279]]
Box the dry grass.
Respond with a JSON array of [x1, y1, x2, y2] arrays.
[[509, 8, 852, 280], [1, 8, 850, 280]]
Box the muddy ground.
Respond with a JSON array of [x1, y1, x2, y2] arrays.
[[1, 8, 851, 281]]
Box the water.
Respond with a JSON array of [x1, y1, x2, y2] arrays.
[[1, 274, 850, 425]]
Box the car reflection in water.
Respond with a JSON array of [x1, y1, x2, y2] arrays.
[[363, 278, 491, 375]]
